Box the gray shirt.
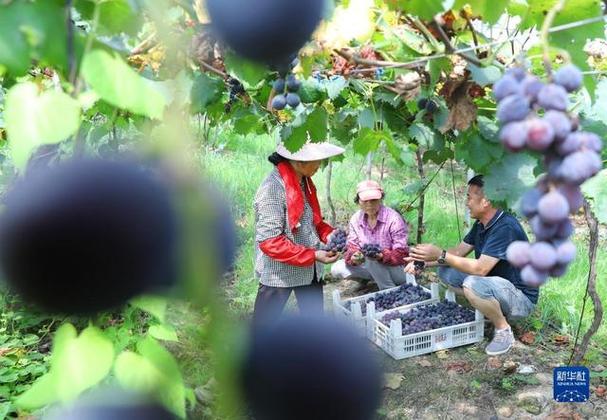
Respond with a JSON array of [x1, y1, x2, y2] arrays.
[[254, 169, 323, 287]]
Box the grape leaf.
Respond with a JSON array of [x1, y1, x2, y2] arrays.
[[75, 0, 142, 36], [137, 337, 185, 417], [5, 83, 81, 170], [0, 1, 67, 76], [455, 132, 504, 172], [54, 326, 114, 402], [330, 114, 357, 145], [588, 79, 607, 126], [224, 52, 269, 89], [148, 325, 179, 342], [582, 169, 607, 225], [517, 0, 603, 74], [468, 64, 501, 87], [384, 134, 404, 163], [398, 27, 433, 55], [477, 116, 499, 142], [232, 108, 265, 135], [190, 73, 223, 112], [324, 76, 348, 99], [15, 373, 57, 410], [131, 296, 167, 323], [484, 153, 538, 208], [299, 78, 325, 103], [353, 128, 389, 155], [82, 49, 167, 119], [387, 0, 445, 20], [454, 0, 509, 24], [358, 108, 376, 129], [408, 123, 438, 149], [283, 108, 328, 152], [114, 351, 162, 393]]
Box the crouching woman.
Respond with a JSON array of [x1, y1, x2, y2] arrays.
[[331, 180, 413, 290]]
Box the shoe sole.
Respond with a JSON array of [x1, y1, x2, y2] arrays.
[[485, 342, 514, 356]]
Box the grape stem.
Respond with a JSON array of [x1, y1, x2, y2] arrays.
[[430, 18, 483, 67], [348, 15, 607, 75], [569, 200, 602, 365], [66, 0, 75, 85], [198, 61, 227, 78], [405, 15, 442, 52], [540, 0, 567, 77]]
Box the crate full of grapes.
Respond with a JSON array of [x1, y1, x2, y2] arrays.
[[367, 291, 484, 359], [332, 277, 439, 336]]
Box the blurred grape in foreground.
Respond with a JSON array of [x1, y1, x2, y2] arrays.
[[206, 0, 324, 64], [0, 158, 179, 314], [44, 392, 176, 419], [241, 315, 382, 420]]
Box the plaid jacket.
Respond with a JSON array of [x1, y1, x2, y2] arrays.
[[254, 169, 325, 288]]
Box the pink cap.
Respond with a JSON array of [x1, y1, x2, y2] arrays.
[[356, 180, 383, 201]]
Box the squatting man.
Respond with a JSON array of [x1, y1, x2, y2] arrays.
[[405, 175, 538, 356]]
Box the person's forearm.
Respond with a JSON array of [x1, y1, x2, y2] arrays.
[[448, 246, 466, 257], [418, 246, 463, 268], [444, 253, 487, 276]]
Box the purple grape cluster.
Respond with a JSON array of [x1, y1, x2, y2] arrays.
[[322, 229, 347, 253], [344, 283, 430, 315], [494, 64, 603, 287], [381, 300, 476, 335], [271, 60, 301, 111], [417, 97, 438, 113], [224, 77, 245, 112], [361, 243, 382, 258]]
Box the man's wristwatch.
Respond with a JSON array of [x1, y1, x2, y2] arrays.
[[437, 249, 447, 265]]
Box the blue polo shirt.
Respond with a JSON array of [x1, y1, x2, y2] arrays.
[[463, 210, 538, 304]]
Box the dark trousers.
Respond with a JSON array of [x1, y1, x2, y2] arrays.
[[253, 274, 323, 324]]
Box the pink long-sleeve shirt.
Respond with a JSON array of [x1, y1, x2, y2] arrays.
[[344, 205, 410, 266]]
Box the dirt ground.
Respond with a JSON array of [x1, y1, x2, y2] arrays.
[[324, 277, 607, 420]]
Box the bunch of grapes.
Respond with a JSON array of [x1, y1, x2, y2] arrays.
[[494, 64, 603, 286], [361, 243, 382, 258], [271, 73, 301, 110], [322, 229, 347, 253], [417, 97, 438, 114], [224, 77, 245, 112], [381, 300, 476, 335], [344, 283, 431, 315]]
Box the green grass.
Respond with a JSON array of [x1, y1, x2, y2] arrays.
[[200, 133, 607, 347]]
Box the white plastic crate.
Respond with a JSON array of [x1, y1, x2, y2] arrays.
[[332, 275, 439, 336], [367, 290, 484, 359]]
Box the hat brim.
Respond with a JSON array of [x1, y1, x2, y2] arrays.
[[358, 190, 383, 201], [276, 142, 345, 162]]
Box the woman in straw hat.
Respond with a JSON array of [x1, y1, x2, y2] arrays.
[[330, 180, 414, 290], [253, 141, 345, 322]]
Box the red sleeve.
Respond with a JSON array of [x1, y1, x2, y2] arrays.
[[380, 247, 409, 266], [344, 243, 361, 266], [259, 235, 316, 267], [315, 221, 334, 243]]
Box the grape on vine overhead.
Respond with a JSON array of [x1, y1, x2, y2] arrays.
[[206, 0, 325, 64], [271, 69, 302, 110], [494, 64, 604, 286]]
